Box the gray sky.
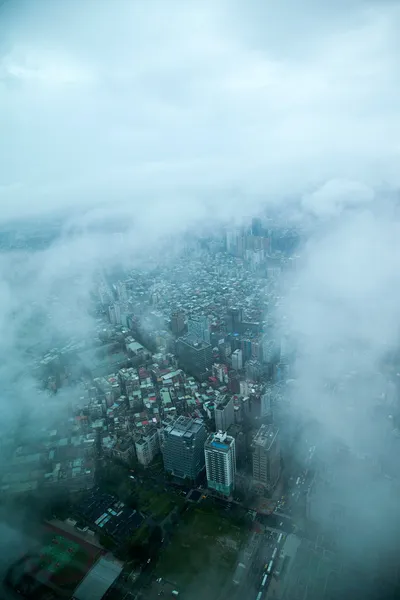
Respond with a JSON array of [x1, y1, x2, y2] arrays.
[[1, 0, 400, 222]]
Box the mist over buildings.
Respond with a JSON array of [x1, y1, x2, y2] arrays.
[[1, 0, 400, 597]]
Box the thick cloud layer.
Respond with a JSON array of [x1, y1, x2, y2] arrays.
[[1, 0, 400, 221]]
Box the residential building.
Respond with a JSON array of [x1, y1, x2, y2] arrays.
[[252, 424, 281, 491], [161, 416, 207, 481], [261, 390, 272, 418], [232, 349, 243, 370], [113, 439, 135, 464], [204, 431, 236, 497], [215, 395, 234, 432], [135, 428, 159, 467], [108, 303, 121, 325]]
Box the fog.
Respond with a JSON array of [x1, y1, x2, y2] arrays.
[[2, 0, 400, 597]]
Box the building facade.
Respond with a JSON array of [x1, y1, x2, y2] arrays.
[[252, 424, 281, 492], [176, 336, 213, 381], [135, 428, 159, 467], [231, 349, 243, 370], [187, 315, 210, 344], [215, 395, 235, 432], [161, 416, 207, 481], [205, 431, 236, 497]]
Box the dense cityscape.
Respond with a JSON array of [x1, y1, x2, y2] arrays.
[[0, 217, 398, 600]]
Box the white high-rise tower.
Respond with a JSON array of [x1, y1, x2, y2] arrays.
[[204, 431, 236, 497]]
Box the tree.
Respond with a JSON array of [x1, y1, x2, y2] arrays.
[[99, 534, 115, 550], [149, 525, 162, 547]]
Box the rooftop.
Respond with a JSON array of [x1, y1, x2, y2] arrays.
[[165, 415, 204, 437], [205, 432, 234, 452], [253, 424, 279, 451], [72, 556, 123, 600], [215, 395, 232, 410]]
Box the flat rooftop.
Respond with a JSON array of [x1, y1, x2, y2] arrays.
[[205, 433, 234, 452], [215, 395, 232, 410], [253, 424, 279, 451], [165, 416, 204, 437]]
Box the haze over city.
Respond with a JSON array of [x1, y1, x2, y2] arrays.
[[1, 1, 400, 599]]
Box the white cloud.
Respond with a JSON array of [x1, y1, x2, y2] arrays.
[[302, 179, 375, 217], [0, 0, 400, 221]]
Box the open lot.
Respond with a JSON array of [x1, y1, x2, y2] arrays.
[[156, 506, 245, 598], [133, 483, 185, 521]]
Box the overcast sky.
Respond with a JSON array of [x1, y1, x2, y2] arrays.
[[1, 0, 400, 222]]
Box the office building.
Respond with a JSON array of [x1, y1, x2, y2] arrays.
[[245, 359, 262, 382], [170, 311, 185, 336], [162, 416, 207, 481], [215, 395, 235, 432], [252, 424, 281, 491], [231, 349, 243, 370], [225, 307, 243, 334], [188, 315, 210, 344], [108, 303, 121, 325], [251, 217, 264, 237], [204, 431, 236, 497], [135, 428, 159, 467], [261, 390, 272, 418], [176, 336, 213, 381]]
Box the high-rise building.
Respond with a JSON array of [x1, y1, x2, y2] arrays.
[[251, 217, 264, 237], [232, 349, 243, 370], [215, 395, 235, 432], [176, 336, 213, 381], [204, 431, 236, 497], [252, 424, 281, 491], [188, 315, 210, 344], [116, 280, 128, 302], [260, 390, 272, 418], [226, 307, 243, 334], [109, 303, 121, 325], [171, 311, 185, 336], [162, 416, 207, 481]]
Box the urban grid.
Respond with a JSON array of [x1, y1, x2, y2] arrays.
[[1, 218, 399, 600]]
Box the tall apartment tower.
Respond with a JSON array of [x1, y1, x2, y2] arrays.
[[162, 416, 207, 481], [204, 431, 236, 497], [215, 395, 235, 432], [252, 424, 281, 491], [232, 349, 243, 370]]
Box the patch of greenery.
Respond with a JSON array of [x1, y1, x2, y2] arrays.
[[157, 506, 245, 593]]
